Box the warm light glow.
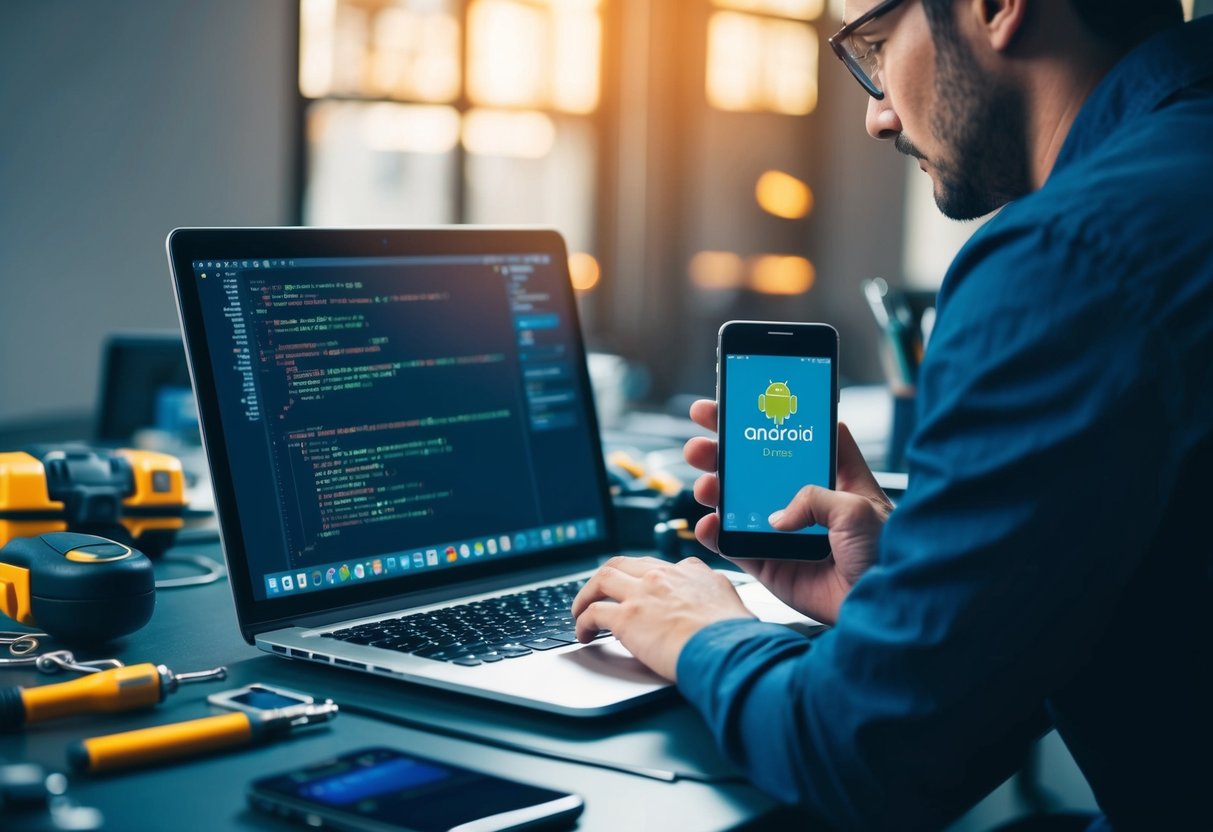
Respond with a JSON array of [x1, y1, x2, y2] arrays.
[[689, 251, 746, 290], [299, 0, 338, 98], [304, 0, 601, 111], [306, 100, 335, 145], [462, 109, 556, 158], [712, 0, 825, 20], [551, 6, 602, 113], [468, 0, 547, 108], [300, 1, 461, 102], [765, 20, 818, 114], [1181, 0, 1194, 19], [748, 255, 815, 294], [707, 12, 818, 115], [361, 102, 461, 153], [369, 6, 460, 102], [568, 252, 601, 292], [756, 170, 814, 219], [467, 0, 601, 113]]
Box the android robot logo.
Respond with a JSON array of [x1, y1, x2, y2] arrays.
[[758, 381, 797, 426]]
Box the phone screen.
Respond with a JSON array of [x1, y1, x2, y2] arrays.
[[250, 747, 583, 832], [716, 321, 837, 560]]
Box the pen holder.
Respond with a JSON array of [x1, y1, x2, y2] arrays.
[[886, 393, 916, 473]]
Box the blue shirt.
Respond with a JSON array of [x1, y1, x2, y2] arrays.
[[677, 17, 1213, 830]]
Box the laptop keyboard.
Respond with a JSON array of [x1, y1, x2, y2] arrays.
[[317, 579, 608, 667]]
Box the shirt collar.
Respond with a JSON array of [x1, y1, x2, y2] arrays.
[[1052, 15, 1213, 176]]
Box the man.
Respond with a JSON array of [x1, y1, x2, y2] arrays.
[[572, 1, 1213, 828]]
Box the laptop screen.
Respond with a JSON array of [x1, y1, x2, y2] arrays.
[[171, 230, 612, 623]]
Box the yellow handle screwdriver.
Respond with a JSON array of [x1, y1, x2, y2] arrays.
[[0, 663, 227, 731], [67, 701, 337, 774]]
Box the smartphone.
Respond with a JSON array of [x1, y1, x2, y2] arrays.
[[716, 320, 839, 560], [249, 747, 584, 832]]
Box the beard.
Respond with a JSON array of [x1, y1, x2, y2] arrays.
[[900, 28, 1034, 220]]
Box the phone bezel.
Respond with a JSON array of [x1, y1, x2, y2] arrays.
[[716, 320, 838, 561]]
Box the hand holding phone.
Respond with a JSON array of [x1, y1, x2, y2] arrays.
[[249, 747, 584, 832], [716, 321, 838, 560]]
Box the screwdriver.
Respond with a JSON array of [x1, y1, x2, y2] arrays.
[[0, 663, 227, 731], [67, 701, 338, 775]]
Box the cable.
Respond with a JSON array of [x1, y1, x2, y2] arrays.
[[153, 553, 226, 589]]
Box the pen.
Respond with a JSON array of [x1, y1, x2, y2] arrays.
[[919, 306, 936, 352], [67, 702, 338, 774], [862, 278, 926, 390]]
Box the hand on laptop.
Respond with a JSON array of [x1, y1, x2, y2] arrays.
[[683, 400, 892, 626], [571, 555, 756, 681], [570, 407, 893, 681]]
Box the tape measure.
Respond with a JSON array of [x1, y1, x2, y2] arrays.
[[0, 446, 186, 556], [0, 532, 155, 643]]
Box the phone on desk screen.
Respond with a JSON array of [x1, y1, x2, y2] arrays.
[[249, 747, 584, 832], [716, 321, 839, 561]]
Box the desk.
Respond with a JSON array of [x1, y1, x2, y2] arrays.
[[1, 543, 795, 831]]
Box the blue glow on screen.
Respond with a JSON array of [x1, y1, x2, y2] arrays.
[[723, 354, 832, 536], [300, 757, 450, 806]]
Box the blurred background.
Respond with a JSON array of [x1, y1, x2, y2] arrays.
[[0, 0, 1002, 434], [2, 0, 1209, 432]]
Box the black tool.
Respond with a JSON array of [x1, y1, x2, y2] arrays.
[[0, 532, 154, 643]]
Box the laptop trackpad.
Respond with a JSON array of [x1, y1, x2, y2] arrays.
[[558, 638, 667, 683]]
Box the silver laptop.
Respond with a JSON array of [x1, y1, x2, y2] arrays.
[[167, 227, 814, 717]]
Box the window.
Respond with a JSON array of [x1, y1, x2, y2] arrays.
[[299, 0, 603, 276], [298, 1, 897, 404], [706, 1, 821, 115]]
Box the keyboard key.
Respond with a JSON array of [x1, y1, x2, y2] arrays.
[[322, 578, 609, 665], [494, 645, 533, 658], [413, 643, 459, 659]]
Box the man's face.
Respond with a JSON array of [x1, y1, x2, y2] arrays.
[[849, 0, 1032, 219]]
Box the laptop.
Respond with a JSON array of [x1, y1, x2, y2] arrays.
[[167, 227, 816, 717]]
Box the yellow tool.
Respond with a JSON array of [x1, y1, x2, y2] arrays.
[[0, 447, 186, 556], [67, 699, 337, 775], [0, 662, 226, 732]]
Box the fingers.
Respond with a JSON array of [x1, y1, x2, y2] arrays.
[[599, 554, 671, 576], [693, 512, 721, 554], [572, 562, 641, 642], [570, 555, 665, 616], [688, 399, 717, 432], [769, 483, 862, 531], [692, 472, 719, 508], [837, 422, 892, 506], [574, 600, 622, 644], [571, 556, 711, 643], [683, 435, 717, 472]]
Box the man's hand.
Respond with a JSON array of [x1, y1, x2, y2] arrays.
[[683, 399, 893, 625], [571, 555, 755, 681]]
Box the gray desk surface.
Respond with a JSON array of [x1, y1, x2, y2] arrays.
[[1, 543, 798, 831]]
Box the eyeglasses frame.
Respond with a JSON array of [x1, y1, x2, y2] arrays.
[[827, 0, 912, 100]]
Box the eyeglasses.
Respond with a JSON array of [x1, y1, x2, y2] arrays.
[[828, 0, 912, 100]]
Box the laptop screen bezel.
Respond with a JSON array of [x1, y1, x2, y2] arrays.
[[167, 227, 621, 641]]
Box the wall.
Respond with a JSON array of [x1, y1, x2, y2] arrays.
[[0, 0, 296, 428]]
